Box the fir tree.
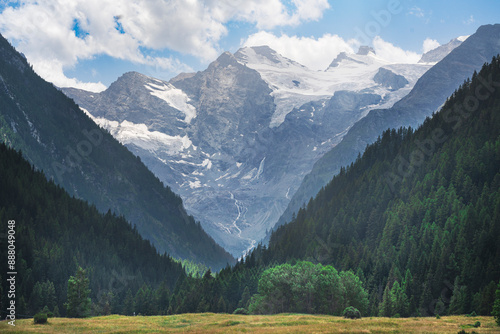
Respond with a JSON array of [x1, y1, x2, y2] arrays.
[[493, 280, 500, 326], [64, 267, 92, 318], [379, 284, 392, 317]]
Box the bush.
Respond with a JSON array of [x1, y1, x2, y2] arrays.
[[34, 313, 48, 324], [343, 306, 361, 319], [466, 311, 477, 317], [473, 321, 481, 328], [233, 308, 249, 315], [436, 314, 441, 319]]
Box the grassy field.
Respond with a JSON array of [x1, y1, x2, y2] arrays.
[[0, 313, 498, 333]]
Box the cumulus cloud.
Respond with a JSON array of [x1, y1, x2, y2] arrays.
[[422, 38, 440, 53], [243, 32, 427, 69], [0, 0, 329, 91], [243, 31, 354, 71], [211, 0, 329, 29], [372, 36, 421, 64]]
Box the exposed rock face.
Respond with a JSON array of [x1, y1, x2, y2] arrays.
[[373, 68, 409, 91]]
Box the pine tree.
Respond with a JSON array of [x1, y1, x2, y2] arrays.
[[238, 286, 251, 309], [379, 284, 393, 317], [64, 267, 92, 318], [217, 296, 227, 313], [123, 289, 135, 316], [391, 281, 409, 317], [449, 278, 467, 315], [493, 280, 500, 326]]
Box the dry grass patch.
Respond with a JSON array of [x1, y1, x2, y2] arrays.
[[0, 314, 497, 333]]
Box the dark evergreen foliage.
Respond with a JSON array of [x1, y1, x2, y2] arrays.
[[33, 312, 48, 324], [0, 143, 185, 316], [493, 281, 500, 326], [64, 267, 92, 318], [343, 306, 361, 319]]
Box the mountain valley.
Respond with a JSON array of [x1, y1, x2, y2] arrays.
[[64, 41, 451, 256]]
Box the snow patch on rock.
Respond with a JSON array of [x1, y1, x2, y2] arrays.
[[145, 82, 197, 123]]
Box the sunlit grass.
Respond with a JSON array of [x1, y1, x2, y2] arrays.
[[0, 314, 497, 333]]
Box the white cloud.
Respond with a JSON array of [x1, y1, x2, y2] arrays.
[[372, 36, 421, 64], [211, 0, 330, 29], [0, 0, 330, 90], [243, 32, 427, 70], [408, 6, 431, 24], [463, 15, 475, 25], [408, 6, 425, 18], [243, 31, 354, 71], [422, 38, 440, 53], [32, 58, 107, 92]]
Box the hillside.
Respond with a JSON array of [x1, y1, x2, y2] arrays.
[[266, 55, 500, 316], [0, 142, 186, 316], [0, 33, 234, 269], [276, 24, 500, 234]]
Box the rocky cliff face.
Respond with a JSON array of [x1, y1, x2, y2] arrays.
[[65, 45, 436, 256]]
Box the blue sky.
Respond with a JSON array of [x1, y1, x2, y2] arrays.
[[0, 0, 498, 92]]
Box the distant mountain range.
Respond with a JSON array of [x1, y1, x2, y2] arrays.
[[65, 39, 447, 256], [0, 33, 234, 269]]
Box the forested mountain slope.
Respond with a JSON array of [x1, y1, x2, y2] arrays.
[[276, 24, 500, 235], [0, 143, 186, 316], [0, 33, 233, 269], [267, 55, 500, 316]]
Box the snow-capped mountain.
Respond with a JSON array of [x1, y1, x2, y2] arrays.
[[64, 43, 453, 256], [233, 45, 427, 128]]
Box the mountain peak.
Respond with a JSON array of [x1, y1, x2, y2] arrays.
[[115, 71, 159, 84], [213, 50, 239, 67], [247, 45, 281, 63], [327, 52, 364, 69], [105, 71, 160, 94], [235, 45, 280, 63], [357, 46, 375, 55], [234, 45, 305, 69], [418, 36, 464, 64], [327, 47, 377, 69]]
